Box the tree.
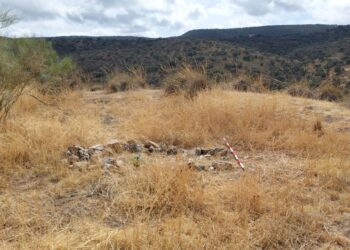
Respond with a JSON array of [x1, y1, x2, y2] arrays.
[[0, 10, 17, 29], [0, 10, 21, 122], [0, 11, 76, 121]]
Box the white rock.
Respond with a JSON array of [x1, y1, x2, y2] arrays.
[[89, 144, 105, 152]]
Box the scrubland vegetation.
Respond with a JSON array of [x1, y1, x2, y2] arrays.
[[1, 83, 349, 249], [1, 13, 350, 250], [50, 25, 350, 102]]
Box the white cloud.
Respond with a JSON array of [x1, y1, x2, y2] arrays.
[[0, 0, 349, 37]]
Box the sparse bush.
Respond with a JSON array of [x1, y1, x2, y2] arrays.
[[164, 65, 209, 99]]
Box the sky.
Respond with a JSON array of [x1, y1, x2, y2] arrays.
[[1, 0, 350, 37]]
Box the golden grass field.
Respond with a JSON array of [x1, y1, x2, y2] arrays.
[[0, 88, 349, 249]]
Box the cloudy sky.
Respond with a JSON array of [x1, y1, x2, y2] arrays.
[[1, 0, 350, 37]]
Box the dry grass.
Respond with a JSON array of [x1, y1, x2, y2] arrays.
[[0, 87, 349, 249], [129, 89, 349, 157]]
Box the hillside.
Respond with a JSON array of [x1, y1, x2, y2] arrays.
[[49, 37, 303, 87], [48, 24, 350, 99]]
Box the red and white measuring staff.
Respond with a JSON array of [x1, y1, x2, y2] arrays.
[[223, 138, 245, 170]]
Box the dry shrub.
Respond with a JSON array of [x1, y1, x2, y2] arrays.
[[287, 85, 315, 98], [319, 86, 343, 101], [129, 89, 349, 156], [107, 67, 147, 93], [164, 65, 209, 99]]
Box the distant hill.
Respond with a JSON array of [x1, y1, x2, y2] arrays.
[[182, 24, 338, 39], [182, 25, 350, 56], [48, 24, 350, 99]]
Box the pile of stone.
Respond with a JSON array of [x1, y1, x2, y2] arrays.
[[63, 139, 236, 172], [64, 139, 170, 170]]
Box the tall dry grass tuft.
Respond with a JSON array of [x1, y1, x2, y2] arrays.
[[107, 66, 147, 93], [164, 65, 209, 99]]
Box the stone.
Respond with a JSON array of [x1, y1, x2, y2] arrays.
[[211, 160, 234, 171], [127, 140, 142, 153], [88, 144, 104, 156], [89, 144, 104, 152], [183, 149, 196, 157], [167, 146, 178, 155], [106, 139, 124, 153], [103, 157, 116, 166], [67, 145, 90, 161], [199, 154, 212, 160], [195, 147, 226, 156], [195, 147, 203, 156], [144, 140, 160, 149], [102, 157, 123, 169], [144, 140, 162, 153]]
